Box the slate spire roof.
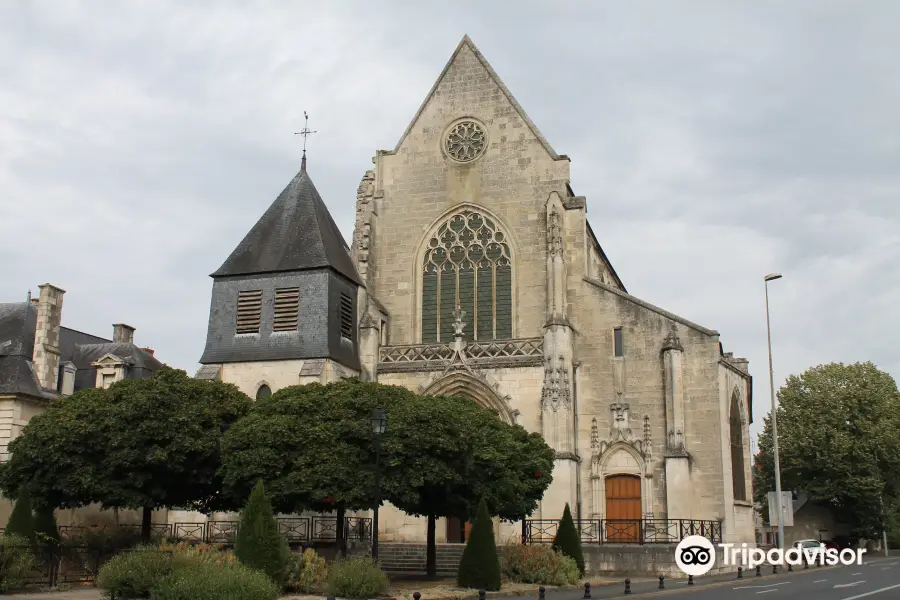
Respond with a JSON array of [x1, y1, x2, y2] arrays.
[[211, 162, 362, 285]]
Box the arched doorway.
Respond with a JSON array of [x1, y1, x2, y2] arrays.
[[605, 474, 641, 542], [422, 373, 512, 543]]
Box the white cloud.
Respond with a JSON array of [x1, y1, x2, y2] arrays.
[[1, 1, 897, 445]]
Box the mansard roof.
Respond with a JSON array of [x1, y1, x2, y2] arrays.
[[211, 164, 362, 286]]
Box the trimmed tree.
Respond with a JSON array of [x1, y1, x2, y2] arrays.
[[233, 480, 289, 584], [457, 498, 501, 591], [552, 503, 584, 575], [4, 487, 35, 542], [0, 367, 253, 541]]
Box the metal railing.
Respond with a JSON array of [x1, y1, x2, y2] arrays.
[[522, 518, 722, 545], [54, 516, 372, 544]]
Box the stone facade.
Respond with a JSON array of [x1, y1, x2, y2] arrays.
[[348, 36, 755, 545]]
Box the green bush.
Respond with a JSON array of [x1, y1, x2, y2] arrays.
[[234, 480, 289, 584], [96, 547, 173, 599], [160, 542, 238, 569], [285, 547, 330, 594], [551, 504, 584, 576], [4, 488, 35, 543], [63, 525, 145, 554], [150, 563, 280, 600], [0, 534, 39, 592], [457, 499, 501, 591], [500, 542, 580, 586], [325, 556, 389, 599]]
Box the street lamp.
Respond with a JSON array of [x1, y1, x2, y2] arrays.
[[764, 272, 785, 550], [370, 408, 387, 561]]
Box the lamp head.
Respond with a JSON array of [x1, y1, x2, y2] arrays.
[[371, 408, 387, 435], [764, 273, 783, 282]]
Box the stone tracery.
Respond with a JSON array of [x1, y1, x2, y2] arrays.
[[445, 120, 486, 162], [421, 209, 512, 343]]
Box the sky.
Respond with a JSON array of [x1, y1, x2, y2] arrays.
[[1, 1, 897, 443]]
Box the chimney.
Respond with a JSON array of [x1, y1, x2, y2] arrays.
[[30, 298, 39, 309], [141, 347, 154, 357], [113, 323, 135, 344], [33, 283, 65, 391]]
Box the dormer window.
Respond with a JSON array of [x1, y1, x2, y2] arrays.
[[236, 290, 262, 334], [273, 288, 300, 332], [340, 293, 353, 341]]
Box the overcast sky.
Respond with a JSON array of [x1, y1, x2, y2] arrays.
[[2, 1, 897, 442]]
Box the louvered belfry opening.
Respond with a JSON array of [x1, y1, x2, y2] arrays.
[[273, 288, 300, 332], [235, 290, 263, 334], [339, 293, 353, 340]]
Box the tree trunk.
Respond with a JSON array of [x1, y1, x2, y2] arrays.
[[427, 513, 437, 579], [141, 506, 152, 542], [337, 505, 347, 557]]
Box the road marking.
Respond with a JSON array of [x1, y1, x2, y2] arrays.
[[756, 590, 779, 595], [733, 582, 790, 590], [881, 567, 892, 570], [852, 572, 863, 575], [838, 583, 900, 599], [835, 581, 866, 588], [814, 579, 828, 582]]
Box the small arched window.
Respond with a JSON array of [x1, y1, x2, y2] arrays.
[[256, 384, 272, 400], [730, 391, 747, 501], [421, 209, 512, 342]]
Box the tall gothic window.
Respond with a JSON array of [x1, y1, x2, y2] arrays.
[[422, 209, 512, 342], [730, 391, 747, 502]]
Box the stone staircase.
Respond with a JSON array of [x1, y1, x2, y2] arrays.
[[378, 543, 465, 576]]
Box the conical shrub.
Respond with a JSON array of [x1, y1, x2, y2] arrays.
[[4, 487, 35, 543], [456, 498, 501, 591], [33, 504, 59, 545], [551, 503, 584, 575], [234, 480, 289, 584]]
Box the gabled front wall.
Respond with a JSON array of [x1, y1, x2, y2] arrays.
[[370, 42, 568, 346]]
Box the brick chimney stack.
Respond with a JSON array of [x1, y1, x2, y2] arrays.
[[113, 323, 136, 344], [33, 283, 65, 391]]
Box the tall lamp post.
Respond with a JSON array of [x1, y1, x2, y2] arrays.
[[764, 272, 785, 550], [370, 408, 387, 561]]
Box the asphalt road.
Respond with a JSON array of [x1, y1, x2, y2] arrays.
[[547, 556, 900, 599]]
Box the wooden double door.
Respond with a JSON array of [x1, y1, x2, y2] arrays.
[[605, 474, 642, 542], [446, 516, 472, 543]]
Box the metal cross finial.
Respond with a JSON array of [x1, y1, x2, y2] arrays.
[[294, 111, 317, 153]]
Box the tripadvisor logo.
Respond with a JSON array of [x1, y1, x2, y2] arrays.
[[675, 536, 867, 576]]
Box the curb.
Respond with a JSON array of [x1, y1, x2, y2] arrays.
[[607, 563, 846, 598], [389, 580, 620, 600]]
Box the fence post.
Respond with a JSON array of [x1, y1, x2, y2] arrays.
[[522, 519, 527, 545]]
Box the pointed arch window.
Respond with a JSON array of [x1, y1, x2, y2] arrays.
[[730, 391, 747, 502], [422, 209, 512, 342], [256, 384, 271, 400]]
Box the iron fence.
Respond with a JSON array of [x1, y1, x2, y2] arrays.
[[55, 516, 372, 545], [0, 543, 170, 588], [522, 518, 722, 545]]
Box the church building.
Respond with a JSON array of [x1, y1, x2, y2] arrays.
[[196, 35, 755, 548]]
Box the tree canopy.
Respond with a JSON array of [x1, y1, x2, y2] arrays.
[[220, 378, 555, 576], [0, 366, 252, 535], [753, 362, 900, 537]]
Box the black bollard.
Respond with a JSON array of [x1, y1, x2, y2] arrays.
[[539, 586, 545, 600], [788, 562, 793, 572], [688, 575, 694, 586], [583, 582, 591, 599], [773, 564, 778, 574], [659, 575, 665, 589], [414, 594, 421, 600], [327, 597, 335, 600], [480, 590, 487, 600], [737, 566, 743, 579], [756, 565, 761, 577], [803, 557, 808, 569], [624, 578, 631, 594]]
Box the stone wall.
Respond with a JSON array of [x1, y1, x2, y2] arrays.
[[584, 544, 740, 578]]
